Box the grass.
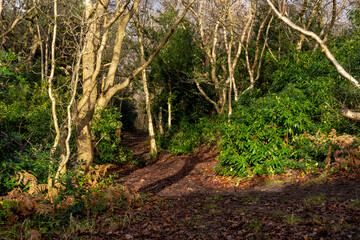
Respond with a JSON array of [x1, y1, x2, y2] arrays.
[[284, 213, 302, 225], [303, 195, 326, 207], [349, 198, 360, 209], [206, 195, 224, 200], [301, 173, 328, 187], [242, 195, 260, 203]]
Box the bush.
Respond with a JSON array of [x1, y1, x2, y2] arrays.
[[217, 51, 360, 177], [92, 107, 133, 165], [158, 117, 220, 155], [0, 138, 52, 195]]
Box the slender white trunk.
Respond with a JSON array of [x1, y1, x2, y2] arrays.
[[159, 107, 164, 135], [136, 13, 157, 154], [228, 77, 233, 119], [47, 0, 62, 192], [143, 69, 157, 154], [168, 93, 172, 130]]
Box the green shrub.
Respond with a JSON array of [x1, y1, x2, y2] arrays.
[[217, 76, 359, 177], [158, 117, 220, 155], [92, 107, 133, 165], [0, 51, 54, 195], [0, 200, 18, 224], [0, 139, 53, 195]]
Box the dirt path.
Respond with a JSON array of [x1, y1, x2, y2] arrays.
[[109, 132, 360, 239]]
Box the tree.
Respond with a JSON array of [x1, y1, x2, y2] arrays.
[[135, 6, 158, 155], [68, 0, 195, 173]]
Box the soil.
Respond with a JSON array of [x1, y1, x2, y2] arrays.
[[107, 132, 360, 240]]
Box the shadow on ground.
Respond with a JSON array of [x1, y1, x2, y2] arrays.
[[109, 133, 360, 239]]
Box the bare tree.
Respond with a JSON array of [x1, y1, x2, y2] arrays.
[[186, 0, 227, 114], [243, 2, 271, 95], [74, 0, 196, 171], [135, 8, 158, 155], [218, 0, 253, 117]]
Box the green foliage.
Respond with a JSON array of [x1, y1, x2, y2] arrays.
[[158, 117, 219, 155], [92, 107, 133, 165], [0, 200, 18, 224], [0, 137, 53, 195], [54, 172, 121, 218], [0, 51, 51, 142], [0, 51, 54, 195], [0, 171, 132, 239], [217, 45, 360, 177], [149, 12, 212, 126]]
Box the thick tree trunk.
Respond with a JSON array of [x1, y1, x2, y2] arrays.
[[76, 0, 99, 168], [76, 124, 93, 169], [76, 0, 195, 169]]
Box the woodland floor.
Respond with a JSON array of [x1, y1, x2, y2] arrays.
[[93, 132, 359, 239]]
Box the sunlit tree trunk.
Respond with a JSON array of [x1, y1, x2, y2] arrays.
[[47, 0, 61, 190], [158, 107, 164, 135], [136, 13, 157, 155], [168, 89, 172, 130], [0, 0, 3, 16], [76, 0, 109, 169]]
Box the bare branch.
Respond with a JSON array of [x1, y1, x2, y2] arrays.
[[266, 0, 360, 89], [0, 5, 36, 40]]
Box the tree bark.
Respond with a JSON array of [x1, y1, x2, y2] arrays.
[[168, 90, 172, 130], [76, 0, 108, 168], [158, 107, 164, 135], [342, 108, 360, 121]]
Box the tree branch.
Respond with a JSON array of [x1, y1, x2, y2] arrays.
[[265, 0, 360, 89]]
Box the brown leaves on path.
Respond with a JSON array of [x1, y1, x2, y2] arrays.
[[108, 132, 360, 240]]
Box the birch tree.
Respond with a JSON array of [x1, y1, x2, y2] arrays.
[[219, 0, 253, 117], [186, 0, 227, 114], [74, 0, 195, 171], [135, 9, 158, 155]]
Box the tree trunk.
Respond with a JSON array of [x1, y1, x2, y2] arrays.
[[136, 14, 157, 155], [168, 92, 172, 130], [158, 107, 164, 135], [144, 70, 157, 154], [75, 0, 195, 169], [76, 0, 99, 168], [342, 108, 360, 121]]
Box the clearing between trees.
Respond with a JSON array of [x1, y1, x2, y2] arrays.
[[103, 132, 360, 240]]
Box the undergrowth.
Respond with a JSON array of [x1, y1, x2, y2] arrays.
[[0, 166, 142, 239], [157, 117, 220, 155], [159, 48, 360, 178]]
